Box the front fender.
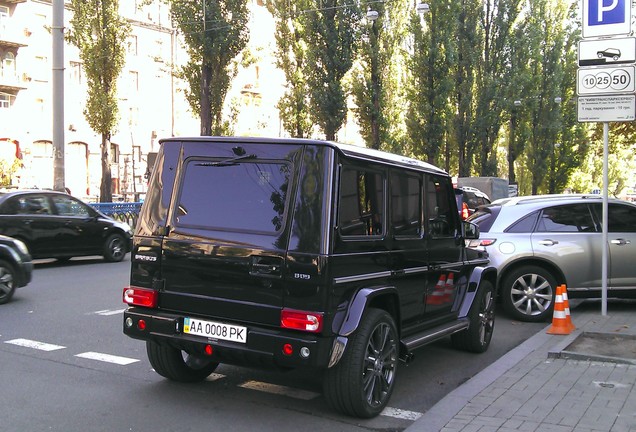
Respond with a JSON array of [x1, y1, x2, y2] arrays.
[[458, 265, 497, 318]]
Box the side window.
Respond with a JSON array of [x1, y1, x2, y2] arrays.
[[607, 203, 636, 233], [506, 211, 539, 233], [425, 175, 456, 237], [390, 171, 421, 237], [338, 164, 385, 237], [52, 195, 90, 217], [536, 204, 595, 232], [17, 195, 52, 215]]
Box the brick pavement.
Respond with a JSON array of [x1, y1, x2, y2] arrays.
[[407, 304, 636, 432]]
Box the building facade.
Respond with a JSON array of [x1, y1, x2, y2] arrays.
[[0, 0, 300, 201]]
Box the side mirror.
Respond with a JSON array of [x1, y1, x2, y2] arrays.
[[463, 220, 479, 240]]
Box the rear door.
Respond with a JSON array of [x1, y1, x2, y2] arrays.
[[159, 141, 303, 327], [531, 203, 601, 289], [424, 174, 464, 316], [595, 202, 636, 289]]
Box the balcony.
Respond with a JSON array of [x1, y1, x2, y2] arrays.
[[0, 70, 26, 93], [0, 22, 28, 48]]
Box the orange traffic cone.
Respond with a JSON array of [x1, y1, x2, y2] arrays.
[[427, 274, 447, 305], [444, 273, 455, 303], [547, 284, 575, 335], [560, 284, 576, 332]]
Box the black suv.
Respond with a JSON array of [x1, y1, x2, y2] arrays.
[[122, 137, 496, 418], [0, 234, 33, 304]]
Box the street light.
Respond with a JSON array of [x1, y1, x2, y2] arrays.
[[366, 9, 379, 22], [416, 2, 430, 15]]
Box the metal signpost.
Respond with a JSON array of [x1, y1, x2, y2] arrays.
[[578, 0, 633, 316]]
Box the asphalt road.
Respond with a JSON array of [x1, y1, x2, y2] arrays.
[[0, 256, 547, 431]]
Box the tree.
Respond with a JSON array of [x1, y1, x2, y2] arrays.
[[302, 0, 359, 141], [349, 3, 408, 150], [405, 1, 455, 166], [67, 0, 130, 203], [169, 0, 250, 135], [267, 0, 313, 138]]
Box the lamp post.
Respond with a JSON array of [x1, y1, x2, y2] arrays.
[[507, 99, 521, 186]]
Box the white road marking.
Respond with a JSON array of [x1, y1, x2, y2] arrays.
[[380, 406, 423, 420], [94, 309, 126, 316], [239, 380, 320, 401], [5, 338, 65, 351], [75, 351, 139, 365], [205, 373, 226, 381]]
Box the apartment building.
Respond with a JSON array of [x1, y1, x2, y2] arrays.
[[0, 0, 286, 201]]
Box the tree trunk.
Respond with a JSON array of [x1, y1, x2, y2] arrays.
[[100, 132, 113, 203], [200, 64, 213, 136]]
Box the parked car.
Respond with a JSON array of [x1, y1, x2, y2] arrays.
[[467, 194, 636, 322], [0, 190, 132, 262], [0, 234, 33, 304], [122, 136, 497, 418]]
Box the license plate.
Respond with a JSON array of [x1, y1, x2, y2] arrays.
[[183, 317, 247, 344]]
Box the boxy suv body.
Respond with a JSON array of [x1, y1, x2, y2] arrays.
[[468, 194, 636, 322], [122, 137, 497, 418]]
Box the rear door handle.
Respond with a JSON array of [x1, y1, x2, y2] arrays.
[[250, 256, 283, 278], [610, 238, 630, 246], [538, 239, 558, 246]]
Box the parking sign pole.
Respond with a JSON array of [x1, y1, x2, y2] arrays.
[[602, 122, 608, 316]]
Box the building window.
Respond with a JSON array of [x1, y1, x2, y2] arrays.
[[127, 35, 138, 56], [69, 61, 82, 84], [129, 71, 138, 92], [0, 93, 14, 109], [110, 143, 119, 164]]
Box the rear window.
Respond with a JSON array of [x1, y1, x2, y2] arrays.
[[175, 159, 291, 234], [467, 206, 499, 232]]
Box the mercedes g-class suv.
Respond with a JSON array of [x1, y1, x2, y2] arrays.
[[122, 136, 496, 418]]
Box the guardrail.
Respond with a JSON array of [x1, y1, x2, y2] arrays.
[[90, 202, 143, 229]]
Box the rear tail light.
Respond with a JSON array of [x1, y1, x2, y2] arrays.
[[123, 286, 158, 308], [461, 202, 469, 220], [479, 239, 496, 247], [280, 308, 323, 333]]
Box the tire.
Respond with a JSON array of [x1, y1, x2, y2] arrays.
[[501, 265, 556, 322], [323, 308, 398, 418], [146, 341, 219, 382], [103, 233, 126, 262], [0, 259, 17, 305], [451, 280, 495, 353]]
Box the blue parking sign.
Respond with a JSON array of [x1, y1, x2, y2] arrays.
[[582, 0, 631, 37]]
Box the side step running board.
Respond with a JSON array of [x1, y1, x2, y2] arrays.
[[400, 318, 470, 362]]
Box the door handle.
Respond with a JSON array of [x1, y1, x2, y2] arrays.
[[250, 256, 283, 278], [537, 239, 558, 246], [610, 238, 630, 246]]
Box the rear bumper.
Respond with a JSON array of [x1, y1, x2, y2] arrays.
[[123, 307, 335, 369]]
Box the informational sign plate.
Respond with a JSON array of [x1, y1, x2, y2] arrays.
[[577, 65, 635, 95], [578, 37, 636, 66], [577, 94, 636, 122], [582, 0, 631, 38]]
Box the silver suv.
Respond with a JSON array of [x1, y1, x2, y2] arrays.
[[468, 194, 636, 322]]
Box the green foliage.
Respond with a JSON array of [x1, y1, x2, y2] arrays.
[[67, 0, 130, 202], [0, 158, 21, 186], [349, 2, 408, 150], [302, 0, 360, 141], [169, 0, 249, 135], [267, 0, 313, 138]]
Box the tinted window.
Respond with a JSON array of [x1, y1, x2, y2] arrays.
[[1, 195, 53, 215], [390, 172, 421, 237], [506, 211, 539, 233], [51, 195, 91, 217], [607, 203, 636, 233], [426, 175, 456, 237], [338, 164, 384, 237], [175, 160, 291, 233], [467, 207, 499, 232], [536, 204, 595, 233]]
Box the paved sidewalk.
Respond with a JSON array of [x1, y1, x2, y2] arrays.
[[407, 302, 636, 432]]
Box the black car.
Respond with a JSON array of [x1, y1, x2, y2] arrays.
[[0, 234, 33, 304], [0, 190, 132, 262], [122, 136, 497, 418]]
